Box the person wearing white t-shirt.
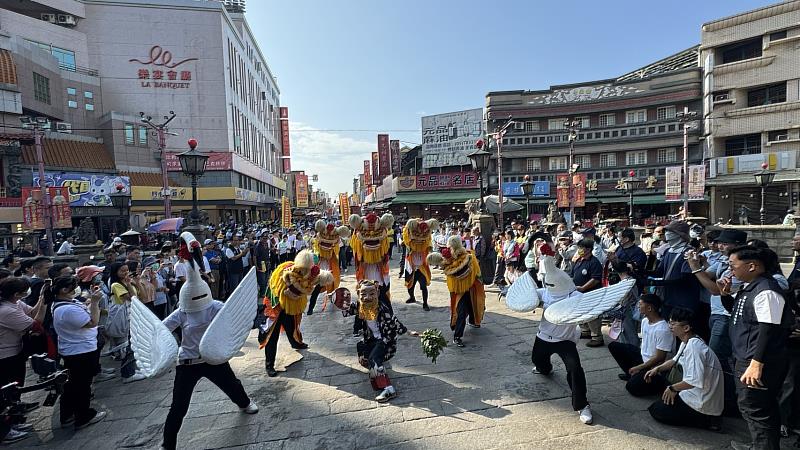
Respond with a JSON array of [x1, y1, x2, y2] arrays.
[[50, 276, 107, 430], [645, 307, 724, 430], [608, 294, 674, 396]]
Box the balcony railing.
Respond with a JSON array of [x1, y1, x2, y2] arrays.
[[503, 120, 690, 148], [709, 150, 797, 178]]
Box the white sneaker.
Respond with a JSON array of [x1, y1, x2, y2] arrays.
[[122, 372, 146, 383], [579, 405, 593, 425], [239, 401, 259, 414], [100, 367, 116, 375], [2, 429, 29, 443], [75, 410, 106, 430], [375, 385, 397, 403]]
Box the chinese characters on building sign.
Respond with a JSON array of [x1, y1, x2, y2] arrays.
[[279, 107, 291, 172], [131, 46, 197, 89], [394, 172, 478, 191], [371, 152, 379, 185], [390, 139, 401, 176], [665, 166, 682, 202], [295, 173, 309, 208], [421, 108, 483, 169], [377, 134, 391, 180], [688, 165, 705, 201]]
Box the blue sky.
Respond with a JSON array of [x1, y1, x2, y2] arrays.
[[247, 0, 773, 196]]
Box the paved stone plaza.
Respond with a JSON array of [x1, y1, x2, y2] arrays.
[[15, 255, 757, 450]]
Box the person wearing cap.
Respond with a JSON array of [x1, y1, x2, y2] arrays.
[[554, 230, 577, 272], [608, 228, 647, 288], [570, 238, 604, 347], [648, 221, 707, 339], [578, 228, 606, 266], [203, 239, 223, 300], [571, 222, 582, 243]]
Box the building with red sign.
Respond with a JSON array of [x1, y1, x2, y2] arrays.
[[77, 0, 286, 223]]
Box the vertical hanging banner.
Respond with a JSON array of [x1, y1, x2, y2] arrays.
[[572, 173, 586, 208], [556, 174, 570, 208], [665, 166, 682, 202], [281, 196, 292, 228], [50, 187, 72, 229], [688, 165, 706, 201], [377, 134, 391, 179], [22, 187, 72, 230], [279, 107, 291, 172], [295, 173, 309, 208], [339, 193, 351, 218], [390, 139, 401, 176], [363, 160, 371, 188], [371, 152, 379, 185], [22, 188, 44, 230]]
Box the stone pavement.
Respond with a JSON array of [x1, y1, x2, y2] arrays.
[[14, 254, 761, 450]]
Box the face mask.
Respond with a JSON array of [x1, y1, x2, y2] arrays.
[[151, 264, 160, 271], [665, 231, 682, 246], [73, 286, 82, 298]]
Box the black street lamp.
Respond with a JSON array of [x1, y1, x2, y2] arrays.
[[754, 163, 775, 225], [468, 143, 491, 211], [109, 184, 131, 234], [520, 175, 533, 222], [177, 138, 209, 226], [621, 170, 641, 227]]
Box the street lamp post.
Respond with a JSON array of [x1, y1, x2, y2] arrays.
[[621, 170, 641, 227], [520, 175, 533, 222], [468, 144, 491, 212], [20, 116, 54, 256], [754, 163, 775, 226], [482, 117, 518, 228], [675, 107, 697, 217], [177, 139, 209, 226], [140, 111, 176, 219], [564, 119, 581, 223]]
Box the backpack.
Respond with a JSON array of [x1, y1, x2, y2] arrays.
[[105, 300, 130, 339], [45, 301, 79, 358]]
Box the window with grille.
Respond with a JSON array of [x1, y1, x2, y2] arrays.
[[33, 72, 50, 104], [657, 106, 676, 120], [626, 151, 647, 165], [548, 118, 567, 130], [124, 124, 135, 145], [721, 37, 762, 64], [724, 134, 761, 156], [599, 114, 615, 127], [657, 148, 677, 163], [600, 153, 616, 167], [549, 156, 567, 171], [576, 117, 590, 128], [525, 121, 539, 132], [138, 127, 148, 146], [575, 155, 591, 169], [526, 158, 541, 172], [626, 109, 647, 124]]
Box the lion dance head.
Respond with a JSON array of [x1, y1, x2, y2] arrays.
[[349, 212, 394, 264], [402, 218, 438, 254], [427, 235, 479, 294], [314, 220, 351, 260]]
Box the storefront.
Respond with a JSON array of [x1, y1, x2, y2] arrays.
[[390, 172, 480, 221], [130, 186, 277, 226]]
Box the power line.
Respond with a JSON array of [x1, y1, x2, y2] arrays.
[[1, 124, 421, 133]]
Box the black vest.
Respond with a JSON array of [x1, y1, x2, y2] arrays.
[[729, 275, 793, 361]]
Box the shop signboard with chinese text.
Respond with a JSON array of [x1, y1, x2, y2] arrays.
[[390, 140, 401, 175], [421, 108, 483, 169], [377, 134, 391, 179], [556, 174, 570, 208], [502, 181, 550, 197], [363, 160, 371, 188], [339, 193, 350, 218], [295, 173, 309, 208], [166, 152, 232, 171], [396, 172, 478, 191], [572, 173, 586, 207], [280, 107, 291, 172], [665, 166, 682, 201], [688, 165, 705, 201], [281, 196, 291, 228], [130, 45, 196, 90]]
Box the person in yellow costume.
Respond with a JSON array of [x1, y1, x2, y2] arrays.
[[258, 249, 332, 377], [307, 220, 350, 314], [349, 212, 394, 311], [428, 235, 486, 347], [402, 218, 438, 311]]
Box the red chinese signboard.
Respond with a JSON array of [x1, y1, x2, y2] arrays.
[[390, 139, 401, 176], [279, 107, 291, 172], [339, 193, 351, 219], [556, 174, 570, 208], [414, 172, 478, 190], [371, 152, 379, 185], [22, 187, 72, 230], [295, 173, 309, 208], [377, 134, 391, 180], [572, 173, 586, 208], [363, 160, 371, 188], [166, 152, 232, 171]]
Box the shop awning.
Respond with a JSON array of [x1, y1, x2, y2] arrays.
[[586, 194, 707, 205], [391, 190, 480, 205]]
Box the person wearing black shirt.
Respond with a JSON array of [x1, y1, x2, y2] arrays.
[[570, 239, 604, 347], [721, 246, 793, 450]]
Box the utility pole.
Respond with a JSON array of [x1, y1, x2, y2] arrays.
[[565, 119, 581, 223], [140, 111, 176, 218], [33, 121, 53, 256], [676, 107, 697, 219], [489, 117, 517, 228]]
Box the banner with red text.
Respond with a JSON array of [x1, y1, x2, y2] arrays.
[[339, 193, 351, 219], [363, 160, 371, 188], [688, 165, 705, 201], [556, 174, 570, 208], [371, 152, 379, 185], [295, 173, 309, 208], [378, 134, 391, 180], [279, 107, 291, 172], [665, 166, 682, 202], [281, 196, 291, 228], [22, 187, 72, 230], [572, 173, 586, 208], [390, 140, 401, 176]]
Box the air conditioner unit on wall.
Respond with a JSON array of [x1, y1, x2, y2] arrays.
[[775, 134, 789, 141], [513, 122, 525, 131], [56, 122, 72, 134], [40, 13, 56, 23], [56, 15, 76, 26]]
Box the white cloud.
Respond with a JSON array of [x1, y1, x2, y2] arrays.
[[288, 122, 374, 197]]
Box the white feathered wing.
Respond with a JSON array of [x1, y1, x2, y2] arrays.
[[129, 297, 178, 377], [543, 278, 636, 325], [199, 267, 258, 365], [505, 271, 540, 313]]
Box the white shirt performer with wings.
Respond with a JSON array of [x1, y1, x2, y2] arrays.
[[526, 243, 635, 426], [129, 232, 259, 450]]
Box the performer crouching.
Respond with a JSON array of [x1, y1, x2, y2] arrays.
[[259, 249, 333, 377], [427, 235, 485, 347], [338, 280, 407, 402]]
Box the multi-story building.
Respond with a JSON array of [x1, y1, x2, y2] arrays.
[[78, 0, 285, 224], [485, 47, 704, 224], [701, 0, 800, 224]]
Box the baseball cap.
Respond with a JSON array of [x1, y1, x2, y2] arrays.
[[203, 239, 214, 245]]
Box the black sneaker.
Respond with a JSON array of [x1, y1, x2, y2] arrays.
[[75, 410, 106, 430], [422, 304, 430, 311], [453, 338, 464, 348], [266, 367, 278, 377], [405, 298, 416, 304], [292, 343, 309, 350], [618, 373, 631, 381]]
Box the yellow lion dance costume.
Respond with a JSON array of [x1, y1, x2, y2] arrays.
[[312, 219, 351, 293], [349, 212, 394, 309], [401, 218, 438, 310], [428, 235, 485, 347], [258, 250, 332, 377]]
